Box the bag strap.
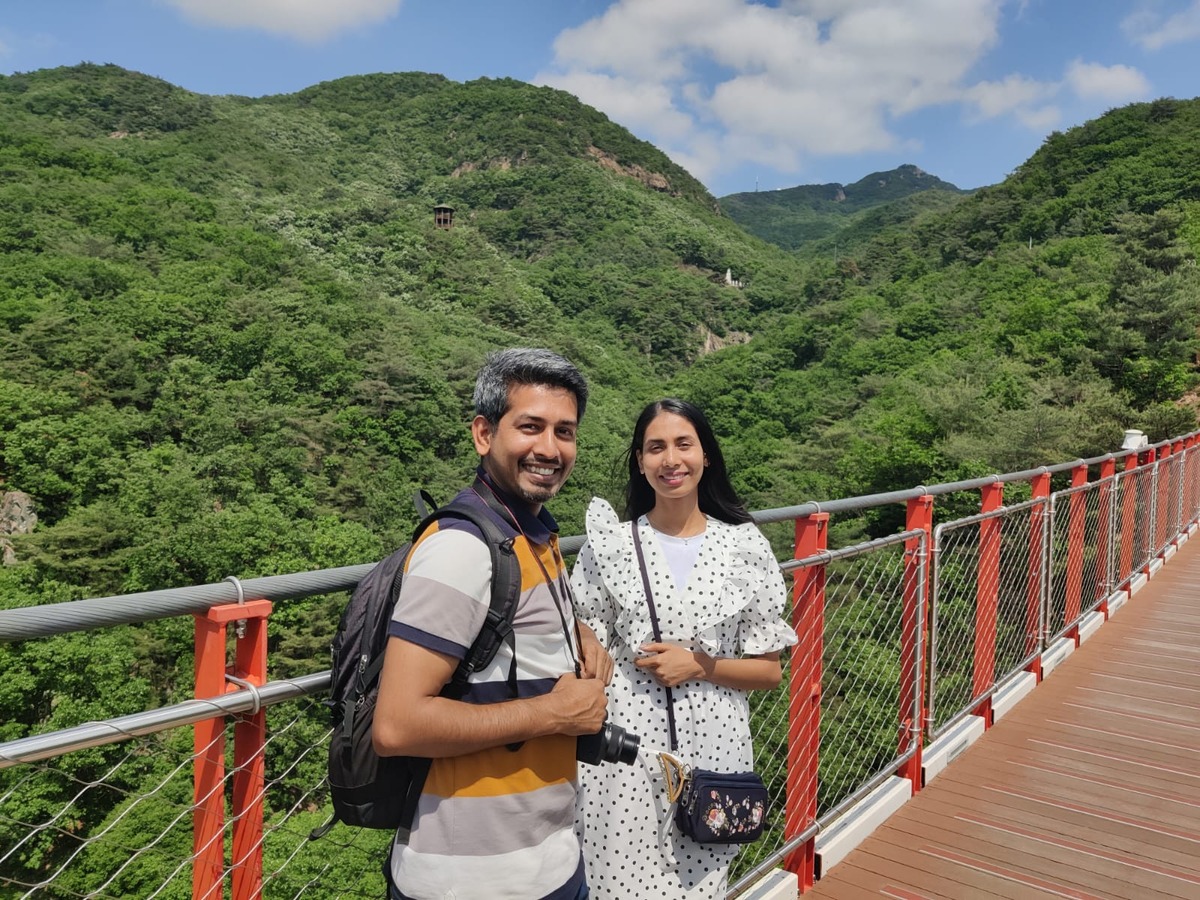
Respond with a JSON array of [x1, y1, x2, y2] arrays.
[[468, 475, 519, 531], [632, 520, 679, 753]]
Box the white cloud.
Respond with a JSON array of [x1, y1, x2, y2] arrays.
[[162, 0, 402, 43], [536, 0, 1032, 188], [546, 71, 695, 142], [1064, 60, 1151, 102], [1122, 2, 1200, 50], [1013, 104, 1061, 131], [708, 75, 896, 156], [961, 59, 1149, 133], [963, 74, 1056, 121]]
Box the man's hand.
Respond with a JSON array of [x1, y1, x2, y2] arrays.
[[545, 673, 608, 736], [576, 621, 614, 684], [634, 642, 709, 688]]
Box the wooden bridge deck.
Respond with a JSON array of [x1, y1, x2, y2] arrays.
[[807, 537, 1200, 899]]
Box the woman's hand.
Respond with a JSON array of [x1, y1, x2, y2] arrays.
[[635, 646, 784, 691], [576, 621, 614, 685], [634, 642, 711, 687]]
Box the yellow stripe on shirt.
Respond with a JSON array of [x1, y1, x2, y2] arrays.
[[424, 734, 577, 798]]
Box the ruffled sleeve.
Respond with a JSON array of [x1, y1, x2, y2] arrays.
[[728, 523, 797, 657], [569, 498, 659, 651], [569, 538, 616, 647]]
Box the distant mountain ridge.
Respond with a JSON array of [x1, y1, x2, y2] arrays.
[[726, 164, 964, 211], [719, 164, 969, 250]]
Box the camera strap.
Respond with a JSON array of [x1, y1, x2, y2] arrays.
[[530, 542, 583, 678]]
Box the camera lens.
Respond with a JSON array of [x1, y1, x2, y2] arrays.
[[577, 720, 640, 766], [603, 721, 640, 765]]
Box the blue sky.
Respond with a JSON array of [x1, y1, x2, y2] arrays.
[[2, 1, 1198, 197]]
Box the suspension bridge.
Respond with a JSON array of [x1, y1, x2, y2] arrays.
[[1, 431, 1198, 899]]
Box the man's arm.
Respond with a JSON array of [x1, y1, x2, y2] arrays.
[[372, 635, 608, 758]]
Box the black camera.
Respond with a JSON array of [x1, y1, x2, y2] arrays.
[[576, 719, 640, 766]]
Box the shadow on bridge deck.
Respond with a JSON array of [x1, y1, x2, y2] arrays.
[[808, 538, 1200, 899]]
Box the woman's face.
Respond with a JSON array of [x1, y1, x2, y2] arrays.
[[636, 411, 706, 503]]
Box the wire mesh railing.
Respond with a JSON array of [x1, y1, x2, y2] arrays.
[[1113, 463, 1156, 586], [0, 685, 397, 900], [1188, 449, 1200, 524], [1185, 450, 1200, 530], [0, 673, 321, 898], [4, 433, 1200, 899], [1047, 478, 1109, 641], [726, 527, 926, 896], [1, 727, 201, 899], [928, 498, 1045, 738], [808, 532, 920, 823], [1152, 458, 1170, 555], [729, 655, 793, 889], [254, 697, 388, 900]]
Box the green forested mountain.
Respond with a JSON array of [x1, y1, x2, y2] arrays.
[[2, 63, 1200, 897], [0, 63, 798, 591], [1, 64, 1198, 601], [719, 163, 969, 250]]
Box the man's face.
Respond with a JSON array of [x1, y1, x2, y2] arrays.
[[472, 383, 579, 512]]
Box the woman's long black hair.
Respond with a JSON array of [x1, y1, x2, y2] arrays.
[[623, 398, 752, 525]]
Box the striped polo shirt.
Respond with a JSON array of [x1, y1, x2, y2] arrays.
[[386, 474, 584, 900]]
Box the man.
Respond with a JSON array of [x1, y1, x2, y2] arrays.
[[373, 348, 613, 900]]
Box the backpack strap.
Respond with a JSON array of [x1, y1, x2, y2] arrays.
[[412, 489, 438, 519], [408, 492, 523, 702]]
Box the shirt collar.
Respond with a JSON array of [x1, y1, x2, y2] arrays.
[[475, 467, 559, 544]]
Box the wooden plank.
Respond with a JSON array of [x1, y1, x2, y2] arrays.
[[917, 777, 1200, 870], [814, 826, 1110, 899], [883, 792, 1200, 897]]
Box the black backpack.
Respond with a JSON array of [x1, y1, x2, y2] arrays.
[[317, 483, 523, 835]]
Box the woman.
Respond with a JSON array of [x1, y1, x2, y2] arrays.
[[571, 399, 796, 899]]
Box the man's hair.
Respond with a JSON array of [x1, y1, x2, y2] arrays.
[[473, 348, 589, 426]]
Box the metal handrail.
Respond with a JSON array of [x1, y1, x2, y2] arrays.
[[0, 673, 330, 768], [12, 434, 1192, 644], [0, 566, 373, 642]]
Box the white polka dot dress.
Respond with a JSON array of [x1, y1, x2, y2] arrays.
[[570, 499, 797, 899]]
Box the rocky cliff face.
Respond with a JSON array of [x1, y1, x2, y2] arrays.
[[1, 491, 37, 564]]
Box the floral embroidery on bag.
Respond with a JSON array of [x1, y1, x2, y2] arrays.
[[697, 790, 766, 837]]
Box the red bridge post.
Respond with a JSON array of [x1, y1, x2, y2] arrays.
[[192, 598, 272, 900], [898, 495, 932, 792], [972, 483, 1003, 724], [231, 606, 271, 900], [786, 512, 827, 893]]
